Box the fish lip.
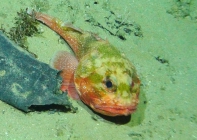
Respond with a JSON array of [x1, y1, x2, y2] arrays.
[[93, 104, 137, 116]]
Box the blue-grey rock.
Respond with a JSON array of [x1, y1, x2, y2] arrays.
[[0, 31, 75, 112]]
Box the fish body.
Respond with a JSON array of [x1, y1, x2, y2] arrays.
[[27, 9, 140, 116]]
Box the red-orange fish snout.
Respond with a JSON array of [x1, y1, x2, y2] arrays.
[[88, 93, 139, 116]]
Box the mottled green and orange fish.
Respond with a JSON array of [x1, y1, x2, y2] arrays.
[[27, 9, 140, 116]]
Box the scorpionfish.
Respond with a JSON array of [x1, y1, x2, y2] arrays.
[[27, 9, 140, 116]]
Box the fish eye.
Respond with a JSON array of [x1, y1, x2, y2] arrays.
[[105, 80, 113, 88], [103, 77, 117, 92]]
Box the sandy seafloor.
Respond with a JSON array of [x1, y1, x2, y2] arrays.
[[0, 0, 197, 140]]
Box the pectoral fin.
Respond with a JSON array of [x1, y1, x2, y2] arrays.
[[50, 51, 79, 100]]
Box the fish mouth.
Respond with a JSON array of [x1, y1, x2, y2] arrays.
[[91, 104, 137, 116]]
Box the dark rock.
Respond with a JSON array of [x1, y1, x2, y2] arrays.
[[0, 31, 75, 112]]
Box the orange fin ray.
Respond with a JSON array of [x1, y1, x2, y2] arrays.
[[51, 51, 79, 100]]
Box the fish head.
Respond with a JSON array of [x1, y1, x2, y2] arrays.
[[74, 46, 140, 116]]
